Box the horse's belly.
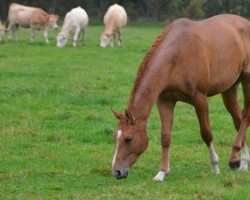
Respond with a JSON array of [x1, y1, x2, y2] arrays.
[[207, 65, 242, 96]]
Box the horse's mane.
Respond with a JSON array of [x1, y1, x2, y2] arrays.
[[127, 23, 174, 110]]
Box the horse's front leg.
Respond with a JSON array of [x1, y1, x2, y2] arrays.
[[153, 99, 175, 181], [193, 92, 220, 174], [43, 28, 49, 43], [30, 28, 35, 42]]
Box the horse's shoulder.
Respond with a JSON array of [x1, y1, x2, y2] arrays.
[[171, 18, 195, 33], [166, 18, 199, 44], [173, 18, 194, 25]]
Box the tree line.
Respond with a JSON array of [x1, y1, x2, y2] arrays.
[[1, 0, 250, 22]]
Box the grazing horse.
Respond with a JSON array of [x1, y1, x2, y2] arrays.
[[111, 14, 250, 181]]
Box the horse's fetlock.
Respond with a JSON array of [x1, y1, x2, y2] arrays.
[[232, 144, 242, 152]]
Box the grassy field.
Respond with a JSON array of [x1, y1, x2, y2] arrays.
[[0, 23, 250, 199]]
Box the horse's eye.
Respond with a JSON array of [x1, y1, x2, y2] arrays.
[[125, 136, 133, 144]]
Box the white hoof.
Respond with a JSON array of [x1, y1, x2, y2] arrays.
[[153, 170, 168, 181], [239, 156, 249, 171], [239, 145, 250, 171], [212, 164, 220, 174], [239, 162, 248, 171]]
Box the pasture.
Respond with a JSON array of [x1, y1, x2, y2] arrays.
[[0, 23, 249, 199]]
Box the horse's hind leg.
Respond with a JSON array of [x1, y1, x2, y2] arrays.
[[229, 75, 250, 170], [193, 92, 220, 174], [82, 29, 86, 45], [153, 99, 175, 181], [221, 85, 241, 131], [221, 85, 248, 170]]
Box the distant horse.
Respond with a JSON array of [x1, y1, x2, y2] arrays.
[[112, 14, 250, 181]]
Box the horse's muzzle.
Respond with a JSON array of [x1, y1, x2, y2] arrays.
[[114, 170, 128, 179]]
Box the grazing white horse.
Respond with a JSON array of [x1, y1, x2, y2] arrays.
[[100, 4, 127, 48], [57, 6, 89, 48]]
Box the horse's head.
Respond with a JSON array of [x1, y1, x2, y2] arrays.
[[100, 31, 113, 48], [48, 14, 59, 30], [111, 109, 149, 179]]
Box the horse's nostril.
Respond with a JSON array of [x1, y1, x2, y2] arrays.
[[124, 171, 128, 178], [115, 170, 122, 179]]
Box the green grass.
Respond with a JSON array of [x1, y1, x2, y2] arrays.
[[0, 23, 249, 199]]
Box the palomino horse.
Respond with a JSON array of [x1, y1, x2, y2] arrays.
[[112, 14, 250, 181]]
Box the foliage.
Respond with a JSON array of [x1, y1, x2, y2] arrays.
[[0, 23, 249, 199], [1, 0, 250, 21]]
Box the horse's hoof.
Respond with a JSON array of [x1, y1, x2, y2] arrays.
[[228, 160, 240, 170], [153, 170, 168, 181]]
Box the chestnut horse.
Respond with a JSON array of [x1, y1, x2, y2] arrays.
[[112, 14, 250, 181]]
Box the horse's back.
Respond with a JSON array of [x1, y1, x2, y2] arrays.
[[169, 14, 250, 59], [162, 14, 250, 96]]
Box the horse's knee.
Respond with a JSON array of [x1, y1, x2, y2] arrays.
[[161, 134, 171, 148], [201, 130, 213, 146], [242, 109, 250, 125]]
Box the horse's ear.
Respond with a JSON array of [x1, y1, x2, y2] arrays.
[[124, 109, 136, 125], [111, 108, 123, 120]]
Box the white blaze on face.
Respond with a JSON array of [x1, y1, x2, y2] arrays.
[[112, 130, 123, 171], [117, 130, 122, 139]]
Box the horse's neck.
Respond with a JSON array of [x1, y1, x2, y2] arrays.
[[127, 23, 175, 124], [127, 77, 160, 123]]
